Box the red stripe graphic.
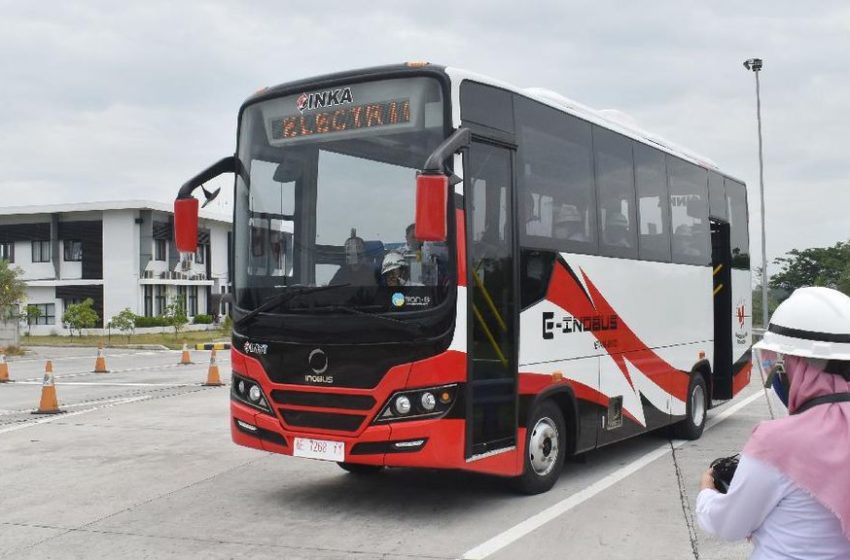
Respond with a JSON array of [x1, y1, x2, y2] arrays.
[[456, 208, 466, 287], [546, 261, 691, 402]]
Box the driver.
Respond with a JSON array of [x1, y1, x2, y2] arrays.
[[329, 229, 377, 286]]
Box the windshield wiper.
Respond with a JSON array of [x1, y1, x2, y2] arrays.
[[234, 284, 350, 328]]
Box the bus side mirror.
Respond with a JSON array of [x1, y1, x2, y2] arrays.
[[174, 197, 199, 253], [415, 174, 448, 242]]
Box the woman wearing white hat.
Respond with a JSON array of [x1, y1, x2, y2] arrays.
[[696, 287, 850, 559]]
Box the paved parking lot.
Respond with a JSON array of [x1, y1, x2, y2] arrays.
[[0, 346, 770, 559]]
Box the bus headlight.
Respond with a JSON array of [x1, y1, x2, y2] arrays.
[[375, 384, 457, 424], [421, 392, 436, 411], [395, 395, 412, 415], [231, 372, 272, 414]]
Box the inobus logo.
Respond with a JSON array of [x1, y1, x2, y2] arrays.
[[542, 311, 618, 340]]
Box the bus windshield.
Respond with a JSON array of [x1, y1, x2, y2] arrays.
[[234, 76, 452, 315]]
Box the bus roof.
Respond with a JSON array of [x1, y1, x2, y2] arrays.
[[444, 66, 745, 181], [243, 63, 744, 184]]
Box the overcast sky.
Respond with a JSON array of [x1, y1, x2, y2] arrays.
[[2, 1, 848, 272]]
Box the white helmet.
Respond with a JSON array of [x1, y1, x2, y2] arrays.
[[381, 251, 408, 275], [754, 286, 850, 361]]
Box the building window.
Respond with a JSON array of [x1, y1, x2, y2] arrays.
[[144, 286, 153, 317], [177, 286, 188, 313], [195, 244, 205, 264], [32, 240, 51, 263], [33, 303, 56, 325], [0, 242, 13, 263], [155, 285, 166, 315], [188, 286, 198, 316], [155, 239, 167, 261], [63, 240, 83, 261]]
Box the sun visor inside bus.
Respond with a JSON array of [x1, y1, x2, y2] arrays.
[[273, 156, 306, 183]]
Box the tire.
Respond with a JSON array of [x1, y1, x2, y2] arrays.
[[671, 373, 708, 440], [337, 462, 384, 475], [513, 400, 566, 495]]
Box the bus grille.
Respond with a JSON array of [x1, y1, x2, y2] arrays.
[[270, 390, 375, 411], [280, 410, 366, 432]]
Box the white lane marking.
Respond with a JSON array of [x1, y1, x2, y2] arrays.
[[0, 396, 152, 435], [16, 360, 230, 382], [10, 351, 166, 364], [0, 395, 157, 415], [12, 382, 203, 387], [459, 390, 765, 560]]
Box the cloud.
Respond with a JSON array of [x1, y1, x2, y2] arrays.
[[1, 0, 849, 269]]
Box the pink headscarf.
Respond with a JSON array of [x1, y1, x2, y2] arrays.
[[744, 355, 850, 539]]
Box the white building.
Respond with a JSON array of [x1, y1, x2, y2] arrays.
[[0, 201, 231, 335]]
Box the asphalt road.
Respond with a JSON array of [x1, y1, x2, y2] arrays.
[[0, 346, 772, 559]]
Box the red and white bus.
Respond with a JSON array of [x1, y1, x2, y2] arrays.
[[174, 63, 752, 493]]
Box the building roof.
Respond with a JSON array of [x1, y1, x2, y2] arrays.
[[0, 200, 231, 223]]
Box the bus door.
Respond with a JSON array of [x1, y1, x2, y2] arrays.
[[711, 219, 733, 398], [464, 140, 519, 458]]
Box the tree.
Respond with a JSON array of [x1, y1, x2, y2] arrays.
[[110, 308, 136, 343], [64, 298, 99, 337], [24, 305, 42, 335], [770, 240, 850, 296], [0, 260, 26, 323], [164, 295, 188, 338]]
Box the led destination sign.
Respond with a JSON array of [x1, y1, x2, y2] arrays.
[[270, 98, 411, 142]]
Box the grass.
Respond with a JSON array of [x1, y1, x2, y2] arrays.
[[23, 329, 230, 350], [0, 345, 27, 356]]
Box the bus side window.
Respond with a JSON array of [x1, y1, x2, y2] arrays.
[[725, 179, 750, 269], [708, 172, 727, 220], [635, 143, 671, 262], [515, 96, 597, 255], [593, 126, 637, 259], [668, 156, 710, 265]]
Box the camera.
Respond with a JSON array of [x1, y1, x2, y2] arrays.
[[710, 453, 740, 494]]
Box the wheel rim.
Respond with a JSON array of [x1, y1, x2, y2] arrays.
[[691, 384, 705, 427], [529, 416, 559, 476]]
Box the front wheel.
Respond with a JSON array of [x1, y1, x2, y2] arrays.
[[671, 373, 707, 440], [337, 462, 384, 475], [513, 400, 566, 495]]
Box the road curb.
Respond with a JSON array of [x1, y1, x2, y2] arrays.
[[194, 342, 231, 351]]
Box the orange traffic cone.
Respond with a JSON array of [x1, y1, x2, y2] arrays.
[[0, 353, 9, 383], [179, 342, 193, 365], [33, 360, 62, 414], [93, 341, 109, 373], [203, 348, 223, 386]]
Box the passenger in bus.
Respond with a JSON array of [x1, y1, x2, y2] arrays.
[[400, 223, 443, 286], [329, 230, 377, 286], [603, 212, 631, 248], [524, 192, 549, 237], [380, 251, 421, 287], [553, 204, 587, 242], [696, 287, 850, 559]]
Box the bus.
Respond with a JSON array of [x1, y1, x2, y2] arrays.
[[173, 63, 752, 494]]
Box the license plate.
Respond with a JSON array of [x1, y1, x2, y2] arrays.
[[293, 437, 345, 462]]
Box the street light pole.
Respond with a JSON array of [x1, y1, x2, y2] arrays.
[[743, 57, 768, 328]]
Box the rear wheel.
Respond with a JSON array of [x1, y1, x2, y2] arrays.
[[337, 462, 384, 475], [672, 373, 707, 440], [513, 400, 566, 495]]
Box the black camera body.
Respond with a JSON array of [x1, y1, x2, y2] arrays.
[[710, 454, 740, 494]]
